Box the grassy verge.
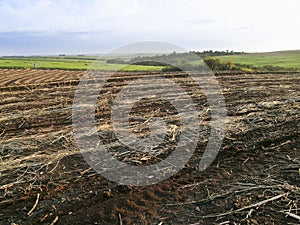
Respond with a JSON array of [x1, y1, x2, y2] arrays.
[[0, 56, 164, 71]]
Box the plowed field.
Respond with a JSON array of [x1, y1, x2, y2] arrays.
[[0, 69, 299, 225]]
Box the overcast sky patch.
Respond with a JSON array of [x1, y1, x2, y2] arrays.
[[0, 0, 299, 55]]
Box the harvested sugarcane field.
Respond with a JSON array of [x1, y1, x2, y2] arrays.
[[0, 68, 299, 225]]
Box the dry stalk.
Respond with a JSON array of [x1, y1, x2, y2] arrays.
[[118, 213, 123, 225], [50, 215, 59, 225], [282, 212, 300, 221], [203, 193, 288, 218], [27, 193, 40, 215]]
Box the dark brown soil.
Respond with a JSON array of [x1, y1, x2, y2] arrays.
[[0, 69, 299, 225]]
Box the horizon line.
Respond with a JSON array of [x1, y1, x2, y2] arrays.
[[1, 49, 300, 57]]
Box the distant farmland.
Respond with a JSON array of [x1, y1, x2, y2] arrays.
[[0, 56, 164, 71], [1, 50, 299, 71], [217, 50, 300, 70]]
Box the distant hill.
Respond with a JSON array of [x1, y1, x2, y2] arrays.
[[250, 50, 300, 56]]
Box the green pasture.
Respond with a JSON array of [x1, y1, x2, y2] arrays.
[[1, 50, 299, 71], [217, 50, 300, 70], [0, 56, 164, 71]]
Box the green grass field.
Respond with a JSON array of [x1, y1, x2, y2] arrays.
[[1, 50, 299, 71], [0, 56, 164, 71], [217, 50, 300, 70]]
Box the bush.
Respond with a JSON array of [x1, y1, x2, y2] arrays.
[[203, 57, 236, 70], [203, 57, 222, 70]]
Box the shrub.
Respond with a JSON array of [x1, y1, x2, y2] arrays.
[[203, 57, 222, 70], [203, 57, 236, 70]]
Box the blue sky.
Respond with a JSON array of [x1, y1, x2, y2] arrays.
[[0, 0, 299, 55]]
